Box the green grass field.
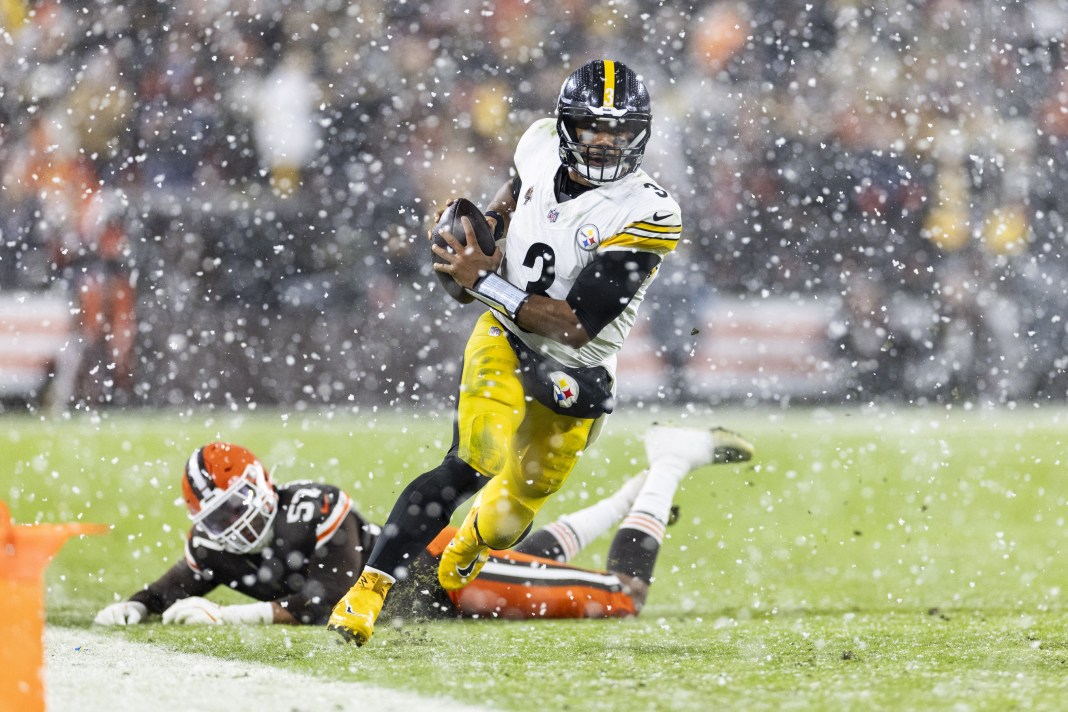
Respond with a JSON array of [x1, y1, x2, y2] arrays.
[[5, 405, 1068, 711]]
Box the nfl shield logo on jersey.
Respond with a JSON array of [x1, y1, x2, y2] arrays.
[[549, 371, 580, 408], [576, 224, 600, 251], [547, 208, 560, 223]]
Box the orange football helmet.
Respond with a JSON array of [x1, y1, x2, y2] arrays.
[[181, 442, 278, 554]]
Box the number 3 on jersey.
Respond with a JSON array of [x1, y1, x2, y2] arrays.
[[522, 243, 556, 294]]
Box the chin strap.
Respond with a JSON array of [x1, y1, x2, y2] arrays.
[[466, 273, 531, 320]]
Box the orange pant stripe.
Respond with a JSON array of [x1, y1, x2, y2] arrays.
[[428, 527, 638, 619]]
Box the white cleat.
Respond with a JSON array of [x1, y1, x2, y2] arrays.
[[643, 425, 754, 471]]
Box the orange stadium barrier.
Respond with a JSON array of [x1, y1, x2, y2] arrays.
[[0, 500, 105, 712]]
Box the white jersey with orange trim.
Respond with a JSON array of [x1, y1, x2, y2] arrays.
[[496, 117, 682, 371]]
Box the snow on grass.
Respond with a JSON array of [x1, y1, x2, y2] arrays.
[[45, 627, 493, 712]]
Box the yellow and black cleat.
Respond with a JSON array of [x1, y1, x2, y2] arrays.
[[327, 569, 393, 646]]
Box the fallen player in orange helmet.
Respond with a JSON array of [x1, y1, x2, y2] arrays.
[[94, 424, 752, 628]]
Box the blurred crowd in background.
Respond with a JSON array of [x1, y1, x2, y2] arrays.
[[1, 0, 1067, 410]]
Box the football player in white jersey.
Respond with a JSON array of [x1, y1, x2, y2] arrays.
[[329, 59, 683, 646]]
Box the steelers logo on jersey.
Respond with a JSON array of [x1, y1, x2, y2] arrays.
[[576, 224, 601, 251], [550, 371, 580, 408]]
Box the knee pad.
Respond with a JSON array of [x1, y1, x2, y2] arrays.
[[474, 517, 533, 550], [459, 412, 514, 477], [475, 494, 536, 550]]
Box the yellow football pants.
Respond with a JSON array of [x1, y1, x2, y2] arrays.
[[455, 311, 601, 549]]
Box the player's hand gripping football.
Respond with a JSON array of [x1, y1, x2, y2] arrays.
[[429, 199, 502, 239], [429, 198, 456, 226], [430, 216, 502, 290]]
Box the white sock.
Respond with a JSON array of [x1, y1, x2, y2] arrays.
[[622, 454, 690, 538], [542, 472, 647, 561]]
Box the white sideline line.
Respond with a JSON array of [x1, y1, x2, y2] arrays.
[[45, 627, 493, 712]]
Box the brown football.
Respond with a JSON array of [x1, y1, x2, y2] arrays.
[[430, 198, 497, 304]]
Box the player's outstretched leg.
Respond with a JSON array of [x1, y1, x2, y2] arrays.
[[327, 568, 394, 646], [606, 423, 754, 610], [437, 504, 489, 590], [643, 424, 754, 471]]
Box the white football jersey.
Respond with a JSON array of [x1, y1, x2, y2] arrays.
[[495, 118, 682, 374]]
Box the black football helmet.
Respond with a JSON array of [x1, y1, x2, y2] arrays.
[[556, 59, 652, 184]]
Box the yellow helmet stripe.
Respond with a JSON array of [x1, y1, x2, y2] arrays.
[[602, 60, 616, 108]]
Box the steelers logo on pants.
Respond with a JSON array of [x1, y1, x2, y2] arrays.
[[549, 371, 580, 409]]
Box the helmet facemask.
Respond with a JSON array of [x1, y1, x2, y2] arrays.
[[557, 112, 651, 184], [190, 461, 278, 554]]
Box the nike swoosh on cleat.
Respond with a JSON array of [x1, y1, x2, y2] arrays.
[[456, 559, 478, 577], [652, 211, 672, 221]]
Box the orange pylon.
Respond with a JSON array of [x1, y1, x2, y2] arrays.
[[0, 500, 105, 712]]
